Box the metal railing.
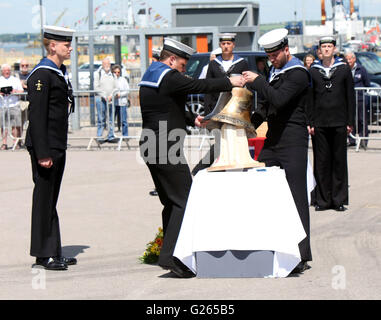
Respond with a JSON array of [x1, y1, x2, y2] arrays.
[[349, 87, 381, 152], [85, 88, 142, 151], [4, 87, 379, 153], [0, 92, 27, 151]]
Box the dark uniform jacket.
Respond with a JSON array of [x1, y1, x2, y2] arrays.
[[248, 57, 310, 148], [26, 58, 72, 160], [352, 62, 370, 104], [139, 62, 232, 163], [309, 58, 355, 128], [204, 55, 249, 114]]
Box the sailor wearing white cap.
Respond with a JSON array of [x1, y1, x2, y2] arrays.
[[43, 25, 76, 42], [198, 48, 222, 80], [243, 28, 313, 275], [203, 33, 248, 115], [190, 33, 249, 175], [139, 38, 244, 278], [318, 35, 336, 46], [309, 35, 355, 214], [258, 27, 289, 53], [218, 32, 236, 42], [25, 25, 77, 271], [162, 37, 195, 60]]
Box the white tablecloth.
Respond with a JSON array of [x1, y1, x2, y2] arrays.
[[174, 167, 307, 278]]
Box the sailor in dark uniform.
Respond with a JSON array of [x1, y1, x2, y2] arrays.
[[192, 33, 249, 175], [26, 26, 77, 271], [243, 28, 313, 274], [309, 37, 355, 212], [204, 33, 249, 115], [139, 38, 244, 278]]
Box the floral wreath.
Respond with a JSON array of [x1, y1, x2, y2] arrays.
[[139, 227, 163, 264]]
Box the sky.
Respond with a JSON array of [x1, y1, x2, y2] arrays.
[[0, 0, 380, 34]]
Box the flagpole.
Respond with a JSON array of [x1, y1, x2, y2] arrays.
[[89, 0, 96, 125], [39, 0, 44, 57]]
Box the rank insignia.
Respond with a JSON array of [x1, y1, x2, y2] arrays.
[[36, 80, 43, 91]]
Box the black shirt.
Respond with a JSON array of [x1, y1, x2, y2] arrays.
[[309, 60, 355, 127], [248, 66, 310, 148], [204, 55, 249, 115], [26, 68, 70, 159], [139, 69, 232, 163]]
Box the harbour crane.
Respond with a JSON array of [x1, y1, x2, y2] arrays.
[[53, 8, 68, 26], [321, 0, 356, 25]]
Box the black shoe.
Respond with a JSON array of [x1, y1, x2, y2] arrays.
[[96, 137, 107, 144], [107, 137, 119, 143], [315, 205, 329, 211], [347, 142, 356, 147], [149, 189, 158, 196], [333, 205, 345, 212], [167, 264, 195, 278], [58, 256, 77, 265], [35, 257, 68, 271], [290, 261, 311, 274], [159, 261, 196, 278], [169, 266, 195, 278]]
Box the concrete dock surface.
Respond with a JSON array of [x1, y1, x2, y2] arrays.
[[0, 136, 381, 300]]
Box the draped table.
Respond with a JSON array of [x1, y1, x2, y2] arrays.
[[174, 167, 307, 278]]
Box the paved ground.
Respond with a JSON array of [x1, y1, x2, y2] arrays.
[[0, 134, 381, 300]]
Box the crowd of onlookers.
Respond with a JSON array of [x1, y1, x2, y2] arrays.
[[0, 44, 374, 151], [0, 57, 131, 150], [0, 59, 29, 150]]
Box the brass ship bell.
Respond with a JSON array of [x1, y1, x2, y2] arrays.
[[207, 87, 265, 172], [211, 87, 256, 136]]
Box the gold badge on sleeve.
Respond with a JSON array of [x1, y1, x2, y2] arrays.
[[36, 80, 43, 91]]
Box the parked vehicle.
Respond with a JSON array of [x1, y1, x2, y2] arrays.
[[69, 62, 129, 90], [355, 52, 381, 86], [69, 62, 102, 90]]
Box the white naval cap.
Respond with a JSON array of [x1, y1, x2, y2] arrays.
[[163, 38, 196, 60], [211, 48, 222, 56], [218, 33, 237, 42], [258, 28, 289, 53], [319, 36, 336, 46], [43, 25, 75, 42]]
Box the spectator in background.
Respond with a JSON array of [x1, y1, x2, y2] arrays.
[[17, 59, 30, 91], [344, 50, 370, 149], [303, 53, 315, 70], [316, 47, 323, 60], [94, 58, 118, 142], [112, 64, 130, 137], [0, 64, 24, 150], [16, 59, 31, 132], [256, 58, 268, 77]]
